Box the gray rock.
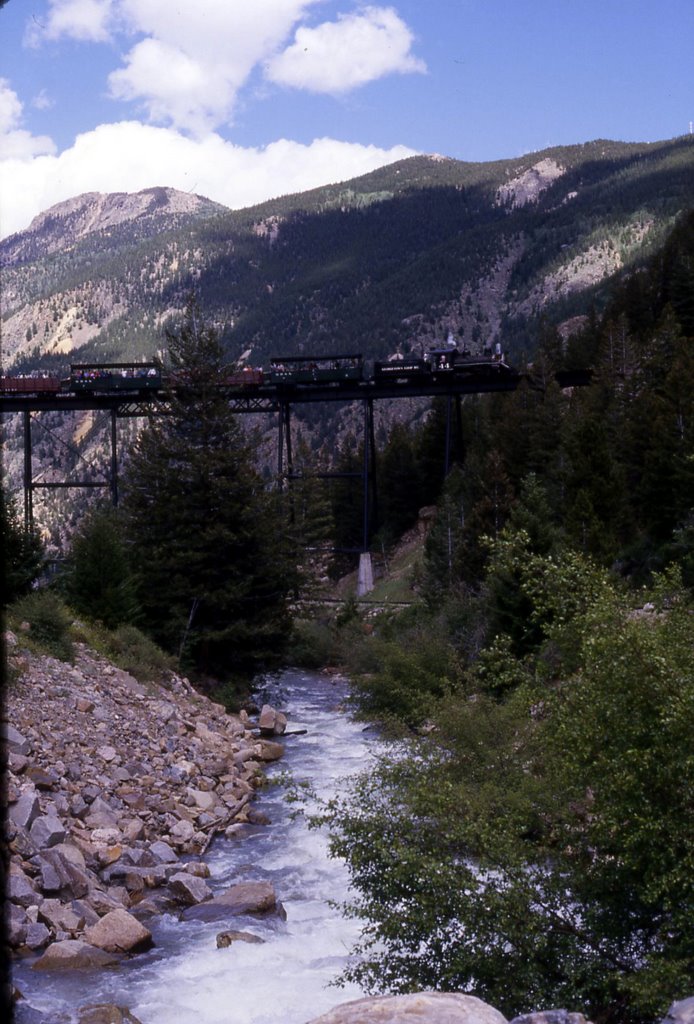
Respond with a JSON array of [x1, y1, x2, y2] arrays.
[[34, 847, 91, 899], [4, 722, 31, 755], [8, 867, 39, 907], [77, 1005, 144, 1024], [38, 898, 84, 935], [216, 929, 265, 947], [70, 899, 101, 928], [32, 938, 121, 970], [149, 839, 179, 864], [305, 993, 509, 1024], [9, 789, 41, 830], [29, 814, 67, 850], [256, 739, 284, 762], [181, 880, 278, 922], [26, 766, 59, 790], [168, 871, 213, 905], [85, 888, 128, 916], [662, 999, 694, 1024], [24, 921, 52, 950], [84, 797, 119, 828], [9, 903, 29, 946], [84, 908, 153, 953], [258, 704, 287, 735]]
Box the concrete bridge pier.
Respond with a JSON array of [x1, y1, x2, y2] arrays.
[[357, 552, 374, 596]]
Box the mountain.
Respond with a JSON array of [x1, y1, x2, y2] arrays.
[[2, 136, 694, 553], [3, 136, 694, 374]]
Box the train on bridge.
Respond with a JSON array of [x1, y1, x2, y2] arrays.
[[0, 345, 514, 398]]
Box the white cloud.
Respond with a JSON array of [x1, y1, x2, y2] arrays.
[[0, 120, 416, 238], [26, 2, 424, 134], [266, 6, 426, 93], [0, 80, 56, 164], [107, 38, 233, 134], [27, 0, 116, 45], [110, 1, 326, 133], [32, 90, 56, 112], [0, 80, 23, 134]]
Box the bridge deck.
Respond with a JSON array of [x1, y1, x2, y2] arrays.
[[0, 369, 590, 415]]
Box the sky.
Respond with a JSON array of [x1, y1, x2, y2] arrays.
[[1, 0, 693, 239]]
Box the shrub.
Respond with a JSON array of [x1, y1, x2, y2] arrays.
[[104, 624, 174, 682], [287, 618, 338, 669], [10, 590, 74, 661]]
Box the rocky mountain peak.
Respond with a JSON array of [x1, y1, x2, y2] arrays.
[[1, 187, 226, 265]]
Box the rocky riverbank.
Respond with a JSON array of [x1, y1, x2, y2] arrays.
[[4, 633, 287, 1020]]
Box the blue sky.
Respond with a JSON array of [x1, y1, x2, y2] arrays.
[[1, 0, 693, 238]]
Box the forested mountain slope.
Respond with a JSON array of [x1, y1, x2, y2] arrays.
[[3, 135, 694, 374]]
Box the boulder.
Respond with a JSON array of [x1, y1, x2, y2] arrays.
[[84, 908, 153, 954], [304, 993, 509, 1024], [149, 840, 179, 864], [181, 880, 278, 922], [9, 789, 41, 830], [8, 866, 39, 907], [182, 860, 210, 879], [662, 1000, 694, 1024], [168, 871, 213, 906], [3, 723, 31, 755], [34, 847, 91, 899], [169, 819, 195, 844], [9, 903, 28, 946], [258, 704, 288, 735], [24, 921, 52, 950], [77, 1005, 144, 1024], [187, 788, 217, 812], [84, 798, 119, 829], [32, 939, 121, 970], [38, 898, 84, 935], [26, 766, 59, 790], [29, 815, 67, 850], [510, 1015, 592, 1024], [216, 929, 265, 948], [255, 739, 284, 763], [90, 827, 122, 847]]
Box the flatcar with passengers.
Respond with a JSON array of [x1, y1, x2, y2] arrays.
[[66, 362, 163, 392], [267, 354, 364, 387]]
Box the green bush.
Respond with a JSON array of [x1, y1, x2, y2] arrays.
[[323, 557, 694, 1023], [104, 624, 174, 682], [287, 618, 339, 669], [10, 590, 74, 661]]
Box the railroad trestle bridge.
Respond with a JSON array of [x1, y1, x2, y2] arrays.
[[1, 368, 590, 582]]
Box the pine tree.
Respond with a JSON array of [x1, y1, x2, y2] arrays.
[[378, 422, 421, 542], [61, 506, 140, 629], [121, 300, 294, 678], [1, 490, 44, 605]]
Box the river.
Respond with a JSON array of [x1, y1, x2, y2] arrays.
[[13, 669, 379, 1024]]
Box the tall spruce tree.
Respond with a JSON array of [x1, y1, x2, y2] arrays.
[[61, 505, 140, 629], [121, 301, 294, 678]]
